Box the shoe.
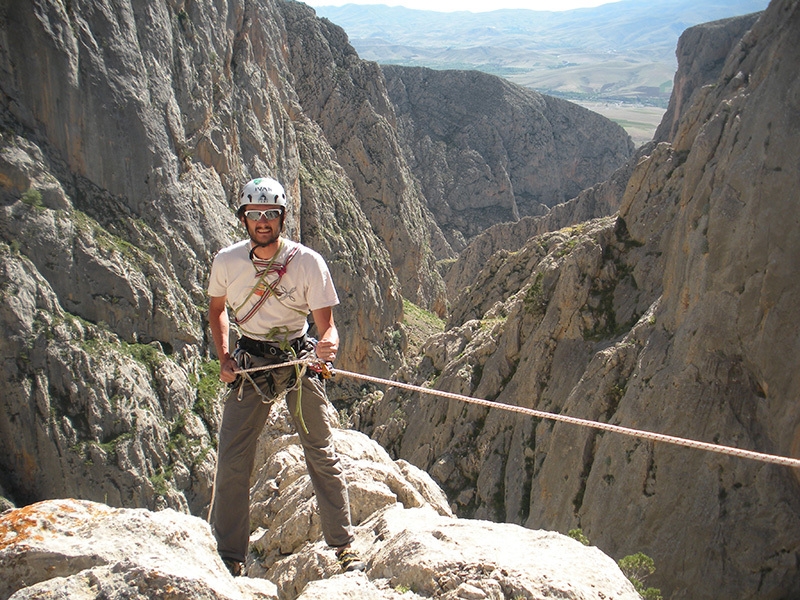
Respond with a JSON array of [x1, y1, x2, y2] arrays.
[[336, 547, 366, 572], [222, 557, 243, 577]]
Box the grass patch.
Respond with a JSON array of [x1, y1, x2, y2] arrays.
[[21, 188, 44, 209], [192, 359, 222, 417], [402, 298, 445, 354], [523, 272, 547, 316]]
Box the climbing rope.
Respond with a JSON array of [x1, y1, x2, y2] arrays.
[[235, 359, 800, 469]]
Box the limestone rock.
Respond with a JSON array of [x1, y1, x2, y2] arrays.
[[246, 403, 452, 572], [363, 505, 638, 600], [0, 498, 277, 600], [444, 150, 642, 311], [0, 0, 400, 513], [0, 249, 218, 514], [445, 9, 764, 301], [227, 406, 638, 600], [0, 0, 636, 515], [0, 425, 638, 600], [358, 3, 800, 598], [279, 1, 449, 316], [3, 0, 794, 598], [280, 505, 639, 600], [655, 12, 762, 144], [384, 65, 634, 251]]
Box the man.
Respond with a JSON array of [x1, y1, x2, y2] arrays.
[[207, 177, 364, 576]]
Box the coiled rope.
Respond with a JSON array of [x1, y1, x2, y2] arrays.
[[235, 359, 800, 469]]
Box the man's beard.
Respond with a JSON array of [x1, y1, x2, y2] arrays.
[[246, 221, 280, 248]]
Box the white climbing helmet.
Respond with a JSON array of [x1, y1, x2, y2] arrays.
[[238, 177, 287, 215]]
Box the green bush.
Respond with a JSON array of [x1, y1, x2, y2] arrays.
[[618, 552, 663, 600], [568, 528, 590, 545], [565, 530, 663, 600], [21, 188, 43, 208]]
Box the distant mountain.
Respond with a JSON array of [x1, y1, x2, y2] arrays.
[[312, 0, 769, 104]]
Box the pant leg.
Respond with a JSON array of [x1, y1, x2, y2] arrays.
[[209, 378, 273, 562], [283, 373, 354, 548]]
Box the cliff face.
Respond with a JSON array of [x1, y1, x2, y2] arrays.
[[358, 3, 800, 599], [443, 148, 641, 303], [0, 0, 636, 519], [0, 414, 640, 600], [3, 0, 794, 598], [0, 0, 404, 512], [654, 11, 762, 144], [278, 2, 449, 315], [383, 65, 634, 252]]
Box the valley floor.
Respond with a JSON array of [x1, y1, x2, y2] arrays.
[[571, 100, 666, 147]]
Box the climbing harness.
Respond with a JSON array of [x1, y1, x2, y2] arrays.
[[235, 358, 800, 470], [231, 335, 324, 433]]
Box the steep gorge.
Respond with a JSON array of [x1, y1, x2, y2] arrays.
[[1, 0, 796, 599], [383, 65, 634, 252], [0, 0, 629, 525], [358, 3, 800, 599]]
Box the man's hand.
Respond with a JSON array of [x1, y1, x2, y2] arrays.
[[209, 295, 237, 382], [315, 338, 338, 362], [219, 355, 239, 383], [311, 306, 339, 363]]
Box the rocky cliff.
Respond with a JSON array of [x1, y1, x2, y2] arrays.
[[0, 414, 640, 600], [384, 65, 635, 252], [0, 0, 632, 517], [0, 0, 402, 513], [443, 148, 641, 303], [279, 2, 449, 315], [654, 11, 762, 144], [358, 3, 800, 599], [2, 0, 794, 599]]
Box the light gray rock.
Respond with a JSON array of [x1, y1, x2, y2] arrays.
[[383, 65, 635, 252], [0, 498, 277, 600], [443, 143, 643, 302], [0, 426, 639, 600], [0, 0, 402, 514], [245, 414, 641, 599], [655, 12, 762, 144], [279, 1, 450, 316], [297, 575, 413, 600], [3, 0, 795, 598], [358, 3, 800, 599], [0, 249, 218, 514], [363, 505, 639, 600], [267, 505, 639, 600], [247, 404, 452, 567]]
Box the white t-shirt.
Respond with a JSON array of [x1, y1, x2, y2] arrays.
[[208, 238, 339, 342]]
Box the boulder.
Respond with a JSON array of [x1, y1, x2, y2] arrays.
[[0, 498, 277, 600], [0, 421, 639, 600]]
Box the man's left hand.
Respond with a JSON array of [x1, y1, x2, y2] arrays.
[[315, 339, 338, 362]]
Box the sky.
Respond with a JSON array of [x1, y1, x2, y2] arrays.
[[304, 0, 622, 12]]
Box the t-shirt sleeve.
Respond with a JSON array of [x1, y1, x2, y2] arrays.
[[306, 252, 340, 311], [207, 253, 228, 298]]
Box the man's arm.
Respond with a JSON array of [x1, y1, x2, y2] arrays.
[[311, 306, 339, 362], [209, 295, 238, 383]]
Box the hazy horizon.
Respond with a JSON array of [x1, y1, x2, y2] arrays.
[[303, 0, 623, 13]]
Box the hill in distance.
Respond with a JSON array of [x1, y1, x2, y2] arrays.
[[312, 0, 769, 144]]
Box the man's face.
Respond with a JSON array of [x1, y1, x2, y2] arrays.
[[241, 204, 283, 247]]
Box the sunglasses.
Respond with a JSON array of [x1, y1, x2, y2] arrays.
[[244, 209, 282, 222]]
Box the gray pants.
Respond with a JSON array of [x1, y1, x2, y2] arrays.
[[209, 356, 354, 562]]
